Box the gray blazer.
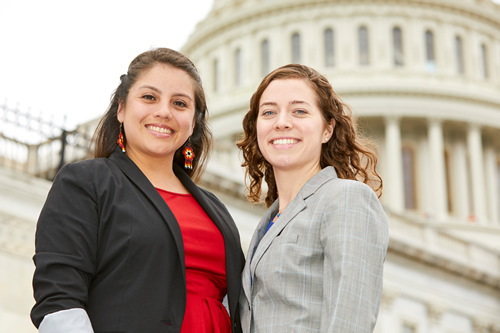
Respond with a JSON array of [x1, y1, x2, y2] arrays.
[[239, 166, 389, 333]]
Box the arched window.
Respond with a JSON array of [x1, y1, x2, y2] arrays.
[[292, 33, 301, 63], [481, 43, 489, 79], [234, 48, 242, 86], [261, 39, 270, 76], [425, 30, 436, 72], [359, 26, 369, 65], [324, 28, 334, 67], [393, 27, 403, 66], [213, 58, 219, 92], [455, 36, 464, 74], [402, 146, 416, 210]]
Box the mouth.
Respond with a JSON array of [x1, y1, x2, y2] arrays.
[[146, 125, 173, 134], [271, 138, 299, 145]]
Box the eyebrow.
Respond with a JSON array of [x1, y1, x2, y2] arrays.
[[259, 100, 310, 108], [260, 101, 277, 108], [138, 85, 193, 101], [290, 100, 310, 106]]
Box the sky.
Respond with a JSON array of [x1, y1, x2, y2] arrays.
[[0, 0, 213, 139], [1, 0, 499, 140]]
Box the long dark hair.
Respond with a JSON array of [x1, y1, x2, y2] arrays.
[[237, 64, 382, 207], [92, 48, 211, 182]]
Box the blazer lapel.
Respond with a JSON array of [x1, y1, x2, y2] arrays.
[[173, 164, 242, 270], [173, 163, 244, 320], [246, 166, 339, 295], [108, 148, 186, 281], [241, 200, 278, 301], [248, 195, 306, 283]]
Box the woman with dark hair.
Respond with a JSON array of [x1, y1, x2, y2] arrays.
[[237, 64, 389, 332], [31, 48, 245, 333]]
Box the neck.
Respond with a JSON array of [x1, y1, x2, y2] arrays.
[[273, 163, 322, 211], [126, 151, 189, 193]]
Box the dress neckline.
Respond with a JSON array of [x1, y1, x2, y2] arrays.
[[155, 187, 192, 197]]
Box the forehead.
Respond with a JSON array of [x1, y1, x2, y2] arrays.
[[260, 78, 317, 104], [135, 64, 195, 92]]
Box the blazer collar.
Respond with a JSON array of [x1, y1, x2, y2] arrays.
[[109, 147, 242, 317], [108, 147, 191, 279], [242, 166, 338, 299]]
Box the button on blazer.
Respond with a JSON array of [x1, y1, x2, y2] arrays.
[[32, 147, 245, 333], [239, 166, 389, 333]]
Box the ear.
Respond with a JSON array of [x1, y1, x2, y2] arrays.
[[117, 101, 125, 123], [324, 118, 335, 141]]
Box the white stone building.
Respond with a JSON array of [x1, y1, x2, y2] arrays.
[[1, 0, 499, 332]]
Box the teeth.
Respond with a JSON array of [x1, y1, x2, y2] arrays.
[[148, 126, 172, 134], [272, 139, 297, 145]]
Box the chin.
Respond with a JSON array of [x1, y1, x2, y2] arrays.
[[269, 158, 296, 169]]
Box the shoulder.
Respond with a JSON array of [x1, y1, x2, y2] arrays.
[[56, 158, 118, 180], [317, 176, 376, 200], [316, 178, 387, 222], [52, 158, 127, 199]]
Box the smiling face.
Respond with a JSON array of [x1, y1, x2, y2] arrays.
[[256, 78, 334, 173], [117, 64, 195, 165]]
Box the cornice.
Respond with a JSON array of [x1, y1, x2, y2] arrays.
[[183, 0, 500, 54], [387, 209, 500, 291], [338, 87, 500, 111]]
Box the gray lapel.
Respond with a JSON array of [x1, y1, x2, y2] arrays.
[[246, 166, 339, 294], [242, 200, 278, 300]]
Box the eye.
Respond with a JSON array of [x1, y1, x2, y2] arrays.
[[294, 109, 307, 114], [142, 94, 156, 101], [174, 100, 188, 108], [261, 110, 275, 116]]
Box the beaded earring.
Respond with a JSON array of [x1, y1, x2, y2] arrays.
[[182, 138, 195, 170], [117, 122, 126, 153]]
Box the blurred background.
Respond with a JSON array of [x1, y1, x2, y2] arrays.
[[1, 0, 499, 332]]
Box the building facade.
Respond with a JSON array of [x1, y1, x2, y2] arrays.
[[1, 0, 499, 332]]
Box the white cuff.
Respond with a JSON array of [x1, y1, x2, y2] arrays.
[[39, 308, 94, 333]]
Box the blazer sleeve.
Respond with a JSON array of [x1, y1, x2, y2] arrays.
[[319, 182, 389, 333], [31, 162, 99, 328]]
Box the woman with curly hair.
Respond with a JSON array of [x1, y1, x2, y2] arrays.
[[237, 64, 388, 333]]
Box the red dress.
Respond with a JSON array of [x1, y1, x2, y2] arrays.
[[156, 188, 231, 333]]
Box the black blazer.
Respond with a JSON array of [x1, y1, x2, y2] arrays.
[[31, 147, 245, 333]]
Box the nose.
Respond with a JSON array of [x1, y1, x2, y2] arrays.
[[153, 102, 172, 119], [274, 111, 292, 130]]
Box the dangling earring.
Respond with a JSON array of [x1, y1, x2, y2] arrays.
[[117, 122, 126, 153], [182, 138, 195, 170]]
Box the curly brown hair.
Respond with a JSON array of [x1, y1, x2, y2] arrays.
[[92, 47, 212, 182], [236, 64, 382, 207]]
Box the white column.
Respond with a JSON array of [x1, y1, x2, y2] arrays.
[[427, 303, 446, 333], [428, 118, 448, 220], [467, 124, 487, 223], [385, 116, 404, 212], [452, 141, 470, 221], [375, 288, 399, 333], [484, 147, 499, 224], [417, 135, 431, 216], [27, 144, 39, 176]]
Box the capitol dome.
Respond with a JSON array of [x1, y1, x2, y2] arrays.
[[182, 0, 500, 331]]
